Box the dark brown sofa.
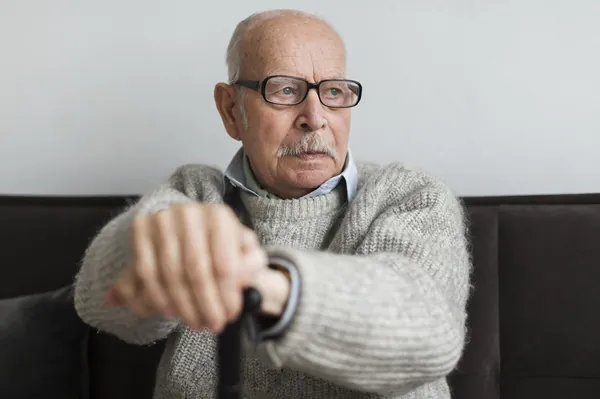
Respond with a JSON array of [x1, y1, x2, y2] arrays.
[[1, 193, 600, 399]]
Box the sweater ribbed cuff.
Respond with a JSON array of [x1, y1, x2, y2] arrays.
[[256, 255, 301, 342], [255, 247, 325, 368]]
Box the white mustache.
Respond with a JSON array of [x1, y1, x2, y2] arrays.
[[276, 133, 337, 158]]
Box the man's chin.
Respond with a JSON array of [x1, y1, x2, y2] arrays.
[[279, 155, 338, 189], [289, 170, 333, 189]]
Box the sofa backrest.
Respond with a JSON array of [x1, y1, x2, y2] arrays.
[[449, 194, 600, 399], [2, 194, 600, 399], [0, 196, 163, 399]]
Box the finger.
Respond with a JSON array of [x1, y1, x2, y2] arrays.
[[208, 207, 243, 323], [180, 207, 226, 332], [154, 209, 201, 329], [113, 269, 153, 316], [131, 214, 171, 316]]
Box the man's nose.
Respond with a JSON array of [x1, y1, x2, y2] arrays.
[[295, 90, 327, 132]]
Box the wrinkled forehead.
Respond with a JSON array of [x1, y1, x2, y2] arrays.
[[241, 19, 346, 81]]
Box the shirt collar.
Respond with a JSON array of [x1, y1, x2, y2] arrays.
[[224, 147, 358, 201]]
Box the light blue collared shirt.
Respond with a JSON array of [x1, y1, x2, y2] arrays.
[[224, 147, 358, 201]]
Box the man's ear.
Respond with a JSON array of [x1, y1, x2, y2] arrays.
[[214, 83, 242, 140]]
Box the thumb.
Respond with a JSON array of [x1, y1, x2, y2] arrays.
[[239, 228, 268, 283], [241, 246, 268, 281]]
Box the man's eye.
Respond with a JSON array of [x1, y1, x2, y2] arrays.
[[282, 87, 295, 95], [328, 88, 341, 96]]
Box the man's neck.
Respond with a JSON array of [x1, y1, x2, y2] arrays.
[[242, 154, 282, 199]]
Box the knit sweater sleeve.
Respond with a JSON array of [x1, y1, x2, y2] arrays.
[[73, 165, 223, 345], [256, 165, 472, 396]]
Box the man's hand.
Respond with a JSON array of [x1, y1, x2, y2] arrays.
[[104, 203, 287, 333]]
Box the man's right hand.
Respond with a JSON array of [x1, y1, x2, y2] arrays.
[[104, 203, 268, 333]]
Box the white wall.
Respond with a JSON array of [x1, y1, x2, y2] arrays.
[[1, 0, 599, 196]]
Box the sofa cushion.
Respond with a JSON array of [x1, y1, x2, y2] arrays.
[[499, 204, 600, 398], [0, 285, 90, 399]]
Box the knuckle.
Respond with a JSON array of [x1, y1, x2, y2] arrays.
[[214, 257, 234, 279], [153, 208, 171, 226], [134, 262, 154, 283], [217, 204, 234, 216], [130, 215, 146, 237], [210, 204, 235, 221], [171, 203, 187, 213], [176, 203, 199, 218], [131, 214, 145, 227]]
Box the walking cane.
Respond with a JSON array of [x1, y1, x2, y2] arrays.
[[217, 287, 262, 399]]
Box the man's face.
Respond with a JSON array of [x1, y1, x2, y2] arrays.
[[232, 18, 351, 199]]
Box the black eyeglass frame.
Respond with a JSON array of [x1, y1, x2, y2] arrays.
[[232, 75, 363, 108]]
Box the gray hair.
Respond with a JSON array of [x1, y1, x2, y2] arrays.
[[226, 10, 323, 82]]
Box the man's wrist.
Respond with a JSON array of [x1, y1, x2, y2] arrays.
[[254, 267, 291, 317], [251, 255, 301, 342]]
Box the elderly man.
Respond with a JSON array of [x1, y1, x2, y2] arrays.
[[74, 9, 471, 399]]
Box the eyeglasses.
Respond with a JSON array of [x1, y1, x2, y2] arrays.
[[232, 75, 362, 108]]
